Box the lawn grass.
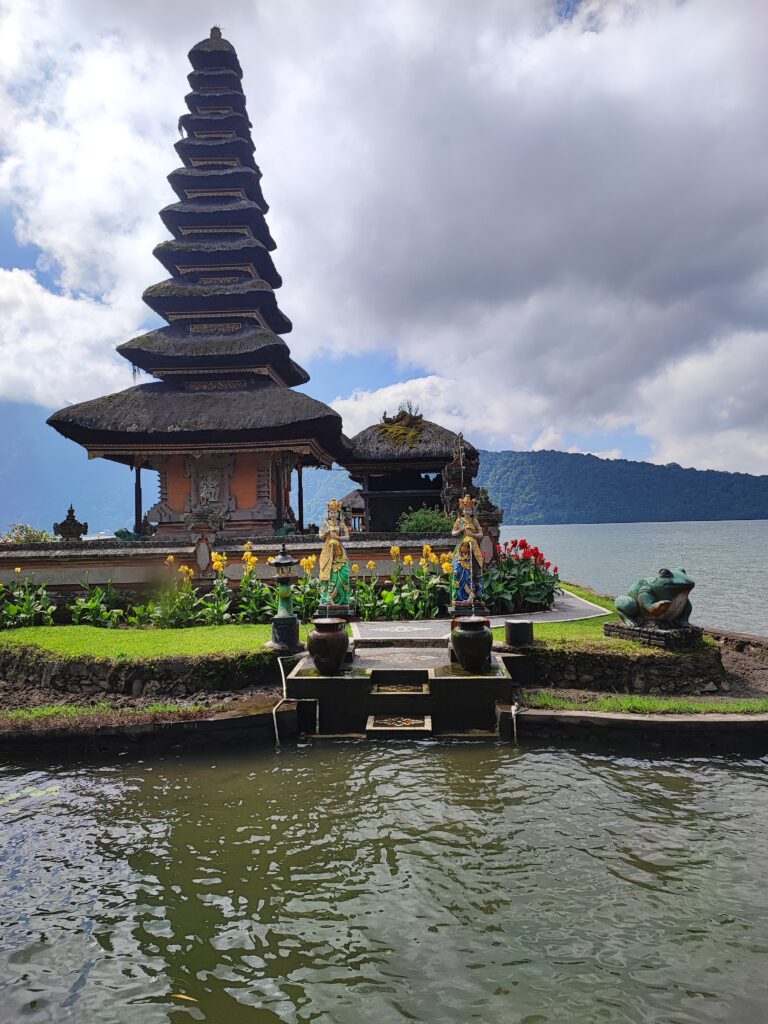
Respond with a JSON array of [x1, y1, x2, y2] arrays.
[[520, 690, 768, 715], [0, 700, 215, 733], [0, 623, 286, 660], [3, 701, 202, 721], [491, 581, 624, 647]]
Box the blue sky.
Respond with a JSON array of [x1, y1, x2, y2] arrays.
[[0, 0, 765, 532]]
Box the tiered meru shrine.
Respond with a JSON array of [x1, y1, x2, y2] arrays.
[[48, 29, 499, 547]]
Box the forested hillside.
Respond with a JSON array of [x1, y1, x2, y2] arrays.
[[476, 450, 768, 524]]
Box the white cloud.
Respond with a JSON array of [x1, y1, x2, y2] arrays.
[[0, 0, 766, 472]]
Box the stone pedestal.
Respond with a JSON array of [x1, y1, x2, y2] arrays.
[[603, 621, 703, 650], [448, 602, 488, 618], [267, 615, 305, 654], [505, 620, 534, 647], [317, 602, 353, 621]]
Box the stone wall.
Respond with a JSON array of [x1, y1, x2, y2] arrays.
[[523, 644, 727, 695], [0, 645, 281, 699]]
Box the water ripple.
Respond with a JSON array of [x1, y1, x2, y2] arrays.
[[2, 744, 768, 1023]]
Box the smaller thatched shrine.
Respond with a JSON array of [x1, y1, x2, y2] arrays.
[[342, 409, 482, 533]]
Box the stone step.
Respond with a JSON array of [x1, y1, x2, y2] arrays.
[[365, 714, 433, 739], [369, 681, 432, 716]]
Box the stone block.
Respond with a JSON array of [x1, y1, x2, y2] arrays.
[[505, 620, 534, 646]]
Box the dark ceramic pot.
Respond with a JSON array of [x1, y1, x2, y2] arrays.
[[307, 618, 349, 675], [451, 616, 493, 673]]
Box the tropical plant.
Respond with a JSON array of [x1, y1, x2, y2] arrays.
[[197, 552, 233, 625], [483, 538, 560, 613], [397, 505, 453, 534], [0, 570, 56, 628], [151, 558, 199, 628], [69, 580, 124, 628], [237, 542, 277, 623], [292, 554, 322, 623], [125, 603, 155, 627]]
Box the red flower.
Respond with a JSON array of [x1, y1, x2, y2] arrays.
[[553, 566, 559, 574], [511, 539, 518, 547], [518, 538, 527, 548], [545, 561, 551, 569]]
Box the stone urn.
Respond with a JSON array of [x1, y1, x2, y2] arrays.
[[307, 618, 349, 675], [451, 616, 493, 673]]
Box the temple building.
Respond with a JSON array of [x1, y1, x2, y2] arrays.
[[48, 28, 346, 538], [342, 409, 480, 533]]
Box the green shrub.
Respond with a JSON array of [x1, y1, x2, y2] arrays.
[[69, 581, 124, 628], [397, 505, 453, 534], [0, 574, 56, 628]]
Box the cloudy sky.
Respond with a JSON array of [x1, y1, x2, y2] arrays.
[[1, 0, 767, 479]]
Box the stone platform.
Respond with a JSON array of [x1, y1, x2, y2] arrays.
[[286, 647, 514, 737], [603, 622, 704, 649]]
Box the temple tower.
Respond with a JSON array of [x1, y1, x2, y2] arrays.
[[48, 28, 345, 537]]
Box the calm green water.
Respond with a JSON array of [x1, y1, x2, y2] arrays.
[[3, 742, 768, 1023], [501, 520, 768, 634]]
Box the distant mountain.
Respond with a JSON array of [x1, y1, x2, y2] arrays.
[[476, 449, 768, 524]]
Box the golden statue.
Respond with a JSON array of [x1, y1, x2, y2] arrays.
[[319, 498, 350, 606]]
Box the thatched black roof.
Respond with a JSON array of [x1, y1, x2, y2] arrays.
[[48, 381, 345, 458], [175, 136, 256, 170], [142, 278, 292, 335], [179, 111, 252, 138], [346, 417, 477, 465], [187, 67, 241, 93], [185, 89, 247, 117], [341, 489, 365, 512], [167, 165, 267, 211], [159, 199, 273, 248], [188, 33, 242, 76], [153, 236, 279, 286], [117, 326, 309, 385]]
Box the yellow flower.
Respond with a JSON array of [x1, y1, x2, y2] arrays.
[[403, 554, 414, 567], [428, 552, 439, 564], [165, 554, 175, 566], [242, 541, 254, 560], [441, 562, 452, 575], [211, 551, 228, 574], [14, 566, 21, 575], [366, 560, 376, 571], [422, 544, 432, 557], [352, 563, 359, 574], [267, 556, 275, 564], [389, 545, 401, 558], [419, 557, 428, 570]]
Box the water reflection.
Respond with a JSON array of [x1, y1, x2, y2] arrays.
[[2, 743, 768, 1023]]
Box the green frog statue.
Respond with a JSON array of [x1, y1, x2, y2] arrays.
[[615, 568, 695, 629]]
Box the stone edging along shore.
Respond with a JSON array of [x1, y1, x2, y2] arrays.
[[0, 624, 766, 751]]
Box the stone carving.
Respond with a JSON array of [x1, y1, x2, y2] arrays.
[[615, 568, 695, 629], [53, 506, 88, 542], [198, 470, 221, 504]]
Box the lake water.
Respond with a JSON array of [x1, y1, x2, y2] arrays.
[[500, 520, 768, 635], [3, 742, 768, 1024]]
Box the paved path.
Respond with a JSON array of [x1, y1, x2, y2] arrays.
[[351, 590, 610, 641]]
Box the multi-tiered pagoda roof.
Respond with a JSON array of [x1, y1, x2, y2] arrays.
[[49, 28, 345, 469]]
